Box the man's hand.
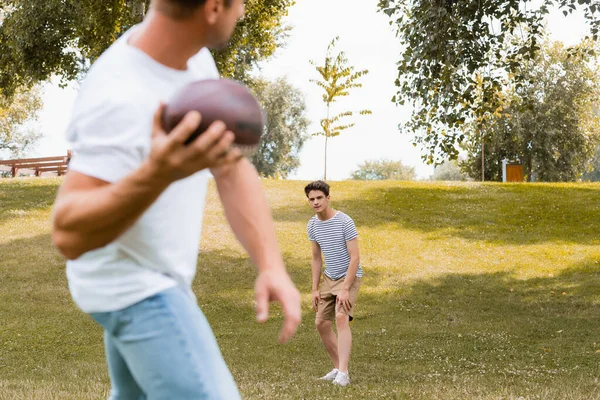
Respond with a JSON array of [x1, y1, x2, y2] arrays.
[[255, 269, 302, 344], [312, 290, 321, 312], [51, 104, 245, 260], [336, 288, 352, 311], [148, 104, 242, 183]]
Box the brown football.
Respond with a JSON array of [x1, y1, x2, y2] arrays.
[[162, 79, 265, 152]]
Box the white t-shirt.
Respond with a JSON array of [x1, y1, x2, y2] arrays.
[[65, 28, 220, 313]]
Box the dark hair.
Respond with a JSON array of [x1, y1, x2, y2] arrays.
[[159, 0, 232, 18], [304, 180, 330, 197]]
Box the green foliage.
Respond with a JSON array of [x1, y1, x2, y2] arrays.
[[583, 146, 600, 181], [461, 40, 600, 182], [0, 0, 293, 97], [431, 160, 469, 181], [351, 159, 416, 181], [310, 37, 371, 180], [248, 77, 309, 179], [0, 85, 43, 158], [0, 0, 147, 97], [213, 0, 295, 85], [378, 0, 600, 165]]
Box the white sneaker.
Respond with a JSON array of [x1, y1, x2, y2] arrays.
[[319, 368, 339, 381], [332, 371, 350, 387]]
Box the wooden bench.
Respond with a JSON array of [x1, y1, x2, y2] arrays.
[[0, 151, 72, 177]]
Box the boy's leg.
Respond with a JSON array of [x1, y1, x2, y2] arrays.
[[334, 277, 362, 374], [315, 318, 339, 369], [316, 285, 339, 369], [335, 312, 352, 373], [92, 286, 241, 400]]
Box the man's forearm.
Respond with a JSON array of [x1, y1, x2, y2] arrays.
[[213, 159, 285, 272], [343, 257, 360, 290], [52, 160, 171, 259]]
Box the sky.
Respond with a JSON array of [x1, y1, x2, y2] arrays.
[[34, 0, 590, 181]]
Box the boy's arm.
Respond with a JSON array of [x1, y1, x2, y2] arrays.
[[338, 238, 360, 311], [311, 241, 323, 312], [343, 238, 360, 290], [211, 159, 301, 344]]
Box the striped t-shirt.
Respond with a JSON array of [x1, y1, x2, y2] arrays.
[[307, 211, 363, 280]]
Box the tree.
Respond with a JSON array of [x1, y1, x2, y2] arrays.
[[431, 160, 468, 181], [351, 159, 416, 181], [461, 40, 600, 181], [310, 37, 371, 181], [249, 77, 309, 179], [0, 0, 294, 98], [378, 0, 600, 166], [0, 85, 43, 158], [213, 1, 294, 85], [583, 146, 600, 181]]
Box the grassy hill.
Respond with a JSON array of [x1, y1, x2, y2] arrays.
[[1, 178, 600, 399]]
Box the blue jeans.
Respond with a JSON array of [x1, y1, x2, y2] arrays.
[[90, 286, 241, 400]]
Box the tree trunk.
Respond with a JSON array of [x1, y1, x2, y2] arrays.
[[481, 135, 485, 182], [324, 134, 328, 181], [130, 0, 146, 21], [324, 104, 330, 181]]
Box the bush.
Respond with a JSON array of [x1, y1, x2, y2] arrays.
[[351, 159, 416, 181]]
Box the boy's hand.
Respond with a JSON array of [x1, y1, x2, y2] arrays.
[[336, 288, 352, 311], [312, 290, 320, 312]]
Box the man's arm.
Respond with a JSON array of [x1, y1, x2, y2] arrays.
[[52, 166, 169, 260], [337, 238, 360, 311], [311, 241, 323, 312], [52, 107, 239, 260], [211, 159, 301, 344]]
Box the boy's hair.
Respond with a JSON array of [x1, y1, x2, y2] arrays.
[[157, 0, 232, 18], [304, 180, 330, 197]]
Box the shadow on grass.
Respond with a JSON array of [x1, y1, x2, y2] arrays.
[[192, 248, 600, 398], [4, 235, 600, 398], [0, 234, 64, 286], [196, 248, 600, 342], [195, 247, 600, 372], [202, 255, 600, 398], [348, 258, 600, 388], [0, 234, 103, 382], [0, 180, 58, 224], [271, 183, 600, 245], [194, 248, 386, 298]]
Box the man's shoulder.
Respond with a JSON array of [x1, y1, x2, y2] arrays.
[[66, 67, 150, 146], [68, 76, 147, 132], [70, 45, 156, 132], [79, 60, 147, 105], [188, 47, 220, 78], [79, 31, 157, 102]]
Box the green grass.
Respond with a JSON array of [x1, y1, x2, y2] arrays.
[[1, 177, 600, 399]]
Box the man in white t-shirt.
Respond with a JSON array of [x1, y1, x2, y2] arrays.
[[305, 180, 363, 387], [51, 1, 301, 398]]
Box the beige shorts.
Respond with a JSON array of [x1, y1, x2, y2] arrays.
[[316, 274, 362, 322]]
